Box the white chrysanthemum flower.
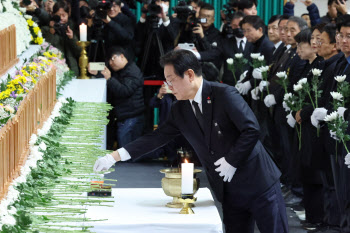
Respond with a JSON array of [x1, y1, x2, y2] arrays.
[[235, 53, 243, 59], [250, 53, 261, 59], [4, 105, 15, 114], [26, 159, 37, 169], [39, 141, 47, 151], [330, 91, 343, 101], [293, 84, 303, 92], [276, 71, 287, 79], [260, 66, 269, 72], [258, 55, 264, 61], [335, 75, 346, 83], [1, 214, 16, 225], [324, 111, 338, 122], [8, 206, 16, 215], [311, 68, 322, 76], [298, 78, 308, 85], [29, 134, 38, 147], [58, 97, 68, 104], [284, 93, 293, 101], [226, 58, 233, 65]]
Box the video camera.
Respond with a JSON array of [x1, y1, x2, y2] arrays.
[[172, 0, 196, 24], [51, 15, 68, 37], [95, 0, 112, 21], [222, 2, 236, 38]]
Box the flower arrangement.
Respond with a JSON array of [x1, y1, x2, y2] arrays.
[[226, 53, 248, 84], [24, 15, 44, 45]]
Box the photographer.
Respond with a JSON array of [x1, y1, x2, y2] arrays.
[[134, 0, 175, 79], [93, 0, 135, 62], [21, 0, 50, 27], [41, 1, 81, 76], [89, 46, 144, 148]]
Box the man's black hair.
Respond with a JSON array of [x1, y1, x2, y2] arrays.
[[328, 0, 347, 5], [323, 23, 337, 44], [200, 3, 214, 11], [288, 16, 309, 31], [106, 46, 125, 63], [268, 15, 281, 25], [294, 28, 312, 44], [160, 50, 202, 78], [336, 14, 350, 31], [239, 15, 265, 32], [231, 11, 245, 21], [236, 0, 257, 11], [278, 15, 290, 25], [301, 13, 309, 17], [311, 23, 326, 33]]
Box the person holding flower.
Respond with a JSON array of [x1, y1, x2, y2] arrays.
[[41, 1, 81, 76]]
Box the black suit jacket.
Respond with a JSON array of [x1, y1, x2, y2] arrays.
[[124, 80, 281, 202]]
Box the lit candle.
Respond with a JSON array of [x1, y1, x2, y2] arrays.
[[181, 159, 194, 194], [79, 23, 87, 42]]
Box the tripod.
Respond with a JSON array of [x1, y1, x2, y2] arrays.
[[88, 22, 106, 62]]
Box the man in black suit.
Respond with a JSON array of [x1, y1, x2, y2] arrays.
[[94, 50, 288, 233]]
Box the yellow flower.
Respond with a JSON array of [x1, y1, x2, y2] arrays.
[[33, 27, 40, 35], [43, 52, 52, 58], [27, 19, 34, 27], [37, 37, 43, 45], [30, 35, 34, 41], [32, 77, 37, 84]]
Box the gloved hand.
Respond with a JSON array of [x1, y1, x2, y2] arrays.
[[93, 154, 116, 172], [286, 112, 296, 128], [258, 81, 269, 92], [239, 70, 248, 82], [345, 153, 350, 168], [251, 87, 260, 100], [214, 157, 237, 182], [252, 68, 263, 80], [235, 82, 242, 91], [337, 107, 347, 120], [330, 130, 339, 141], [264, 94, 276, 107], [310, 108, 328, 127], [282, 101, 290, 112], [237, 81, 252, 95]]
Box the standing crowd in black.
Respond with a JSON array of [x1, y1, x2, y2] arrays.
[[21, 0, 350, 231]]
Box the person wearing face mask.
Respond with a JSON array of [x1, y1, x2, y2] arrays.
[[41, 0, 81, 76], [196, 11, 253, 86], [101, 0, 135, 62]]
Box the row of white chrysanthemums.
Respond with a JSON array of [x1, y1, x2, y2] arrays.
[[0, 0, 32, 55], [0, 97, 68, 229]]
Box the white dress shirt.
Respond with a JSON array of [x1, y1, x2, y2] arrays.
[[236, 37, 246, 51]]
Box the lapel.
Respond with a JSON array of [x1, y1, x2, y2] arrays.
[[201, 80, 213, 147]]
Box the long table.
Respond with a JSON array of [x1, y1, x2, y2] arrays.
[[85, 188, 223, 233]]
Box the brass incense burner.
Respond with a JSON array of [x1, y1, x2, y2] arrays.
[[160, 168, 201, 208]]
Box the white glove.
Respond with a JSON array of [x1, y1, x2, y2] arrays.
[[282, 101, 290, 112], [286, 112, 296, 128], [238, 81, 252, 95], [258, 81, 269, 92], [310, 107, 328, 128], [337, 107, 347, 120], [239, 70, 248, 82], [93, 154, 116, 172], [345, 153, 350, 168], [214, 157, 237, 182], [235, 82, 242, 91], [264, 94, 276, 107], [252, 68, 263, 80], [251, 87, 260, 100], [330, 130, 339, 141]]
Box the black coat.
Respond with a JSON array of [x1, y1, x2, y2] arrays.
[[107, 62, 144, 121], [104, 13, 135, 62], [124, 80, 281, 202]]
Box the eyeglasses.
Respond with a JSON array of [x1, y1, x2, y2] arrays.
[[337, 34, 350, 41], [317, 40, 332, 45], [164, 77, 177, 86]]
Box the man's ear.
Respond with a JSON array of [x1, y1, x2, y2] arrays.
[[187, 69, 196, 82]]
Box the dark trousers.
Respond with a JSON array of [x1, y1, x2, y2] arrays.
[[302, 182, 324, 223], [116, 114, 144, 148], [222, 182, 288, 233]]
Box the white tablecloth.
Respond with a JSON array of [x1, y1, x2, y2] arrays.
[[86, 188, 223, 233], [61, 79, 107, 149]]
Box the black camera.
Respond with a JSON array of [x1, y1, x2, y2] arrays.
[[222, 2, 236, 38], [51, 15, 68, 36], [95, 0, 112, 21], [172, 0, 196, 24]]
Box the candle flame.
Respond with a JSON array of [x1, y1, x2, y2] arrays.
[[184, 159, 188, 163]]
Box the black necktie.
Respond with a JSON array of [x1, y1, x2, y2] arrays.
[[239, 40, 244, 53], [192, 101, 204, 133]]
